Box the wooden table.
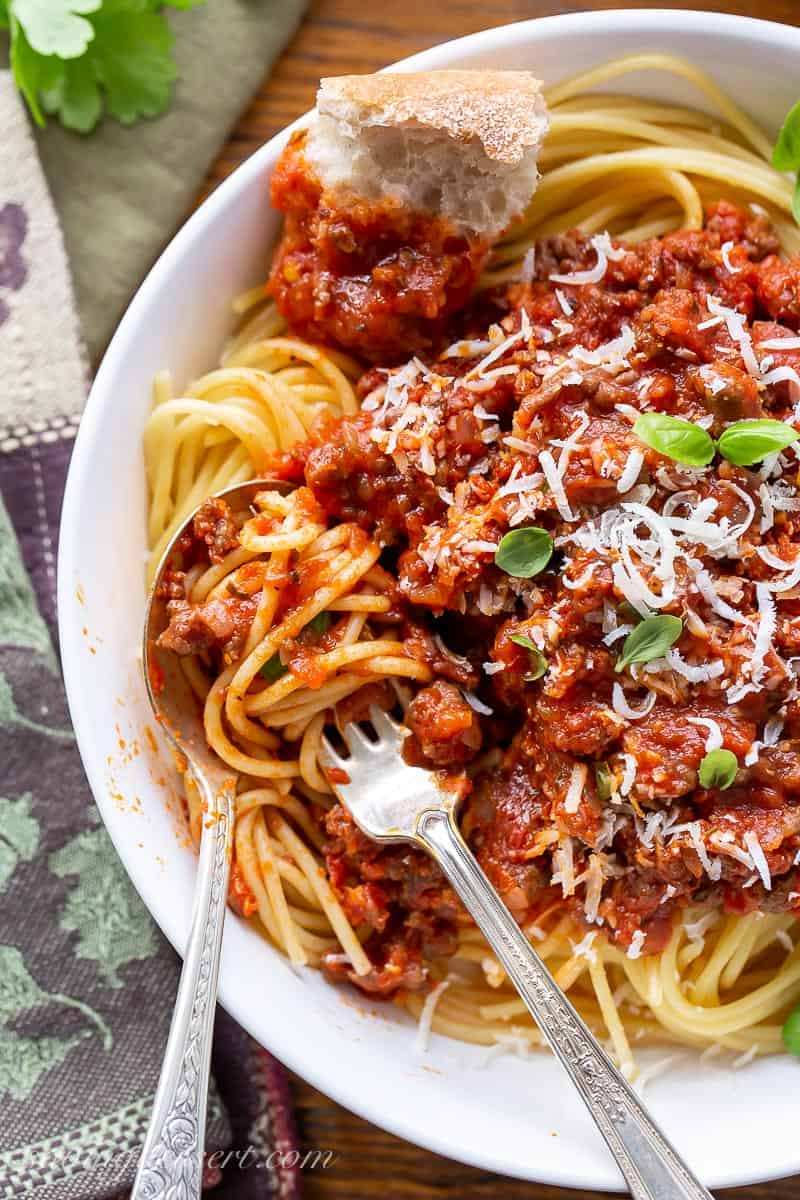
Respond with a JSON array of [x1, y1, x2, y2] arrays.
[[203, 3, 800, 1196]]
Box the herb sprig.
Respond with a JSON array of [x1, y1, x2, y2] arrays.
[[0, 0, 206, 134], [773, 100, 800, 225], [635, 414, 798, 469], [698, 748, 738, 790], [615, 614, 682, 673], [494, 527, 553, 578]]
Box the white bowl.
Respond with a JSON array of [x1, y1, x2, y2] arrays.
[[59, 10, 800, 1190]]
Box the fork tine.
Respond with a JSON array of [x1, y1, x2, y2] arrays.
[[341, 721, 379, 756], [320, 733, 348, 772], [368, 704, 404, 743]]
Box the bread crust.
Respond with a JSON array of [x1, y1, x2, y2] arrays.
[[317, 70, 547, 166]]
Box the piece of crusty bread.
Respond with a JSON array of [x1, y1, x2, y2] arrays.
[[304, 71, 550, 239]]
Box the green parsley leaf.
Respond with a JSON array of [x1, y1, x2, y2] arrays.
[[12, 0, 100, 57], [717, 418, 798, 466], [615, 614, 682, 673], [772, 99, 800, 171], [6, 0, 205, 133], [41, 57, 103, 132], [259, 653, 287, 683], [9, 21, 63, 124], [509, 633, 547, 681], [495, 527, 553, 578], [698, 748, 738, 790], [307, 611, 331, 636], [594, 762, 614, 801], [782, 1005, 800, 1056], [634, 413, 715, 467]]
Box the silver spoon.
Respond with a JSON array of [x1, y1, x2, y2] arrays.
[[133, 479, 288, 1200], [321, 707, 714, 1200]]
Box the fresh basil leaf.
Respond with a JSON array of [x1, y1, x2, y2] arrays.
[[495, 527, 553, 578], [615, 614, 682, 673], [717, 418, 798, 466], [509, 633, 547, 680], [307, 611, 330, 636], [259, 653, 287, 683], [698, 748, 738, 790], [773, 99, 800, 171], [783, 1006, 800, 1056], [595, 762, 613, 801], [634, 413, 715, 467]]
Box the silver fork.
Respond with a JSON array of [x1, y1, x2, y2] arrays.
[[321, 706, 713, 1200]]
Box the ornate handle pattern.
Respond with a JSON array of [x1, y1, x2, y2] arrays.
[[131, 778, 235, 1200], [416, 809, 713, 1200]]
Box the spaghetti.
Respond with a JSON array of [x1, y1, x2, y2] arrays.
[[145, 54, 800, 1073]]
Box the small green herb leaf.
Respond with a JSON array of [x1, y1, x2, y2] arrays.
[[634, 413, 715, 467], [595, 762, 614, 801], [495, 527, 553, 578], [259, 653, 287, 683], [782, 1005, 800, 1056], [793, 178, 800, 228], [772, 100, 800, 171], [13, 0, 100, 59], [698, 748, 738, 790], [717, 418, 798, 466], [615, 614, 682, 673], [509, 633, 547, 681], [307, 611, 331, 636]]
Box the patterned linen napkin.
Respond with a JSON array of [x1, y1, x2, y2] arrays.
[[0, 4, 306, 1196]]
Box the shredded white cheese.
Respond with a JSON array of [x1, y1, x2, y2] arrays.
[[415, 980, 450, 1053], [550, 231, 626, 286], [627, 930, 646, 959], [720, 241, 742, 274], [743, 831, 772, 891], [616, 449, 644, 495], [564, 763, 587, 814], [612, 684, 657, 721], [461, 689, 493, 716], [687, 717, 723, 752]]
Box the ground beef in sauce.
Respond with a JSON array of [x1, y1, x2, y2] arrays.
[[165, 200, 800, 993], [158, 594, 257, 661], [300, 200, 800, 972], [405, 680, 483, 766], [267, 133, 488, 363], [192, 497, 241, 563]]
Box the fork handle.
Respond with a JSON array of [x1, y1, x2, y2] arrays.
[[131, 778, 236, 1200], [416, 808, 713, 1200]]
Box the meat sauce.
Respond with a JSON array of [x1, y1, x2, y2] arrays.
[[167, 200, 800, 997], [267, 133, 488, 363]]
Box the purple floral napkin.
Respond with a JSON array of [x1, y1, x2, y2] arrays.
[[0, 16, 305, 1198]]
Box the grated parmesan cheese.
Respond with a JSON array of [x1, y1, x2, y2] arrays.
[[616, 449, 644, 494], [612, 683, 656, 721], [687, 717, 723, 752], [415, 980, 450, 1053], [743, 831, 772, 891], [627, 930, 646, 959], [564, 763, 587, 814], [461, 689, 493, 716], [720, 241, 742, 274], [550, 231, 626, 286]]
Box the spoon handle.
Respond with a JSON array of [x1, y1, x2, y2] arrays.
[[131, 778, 236, 1200], [416, 808, 713, 1200]]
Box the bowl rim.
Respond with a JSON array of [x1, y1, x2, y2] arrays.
[[58, 9, 800, 1190]]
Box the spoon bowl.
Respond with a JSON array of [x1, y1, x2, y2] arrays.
[[133, 477, 291, 1200]]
